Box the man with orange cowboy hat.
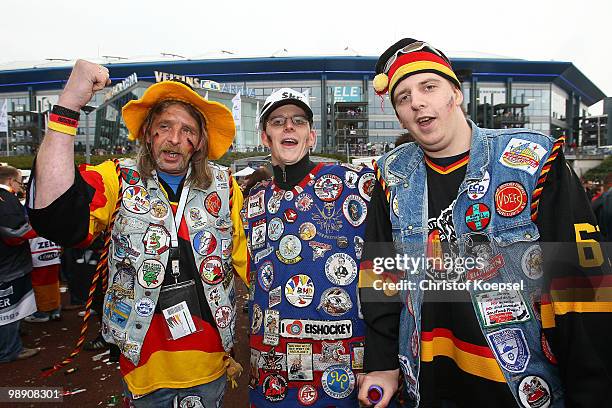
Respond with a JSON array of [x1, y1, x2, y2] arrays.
[[28, 59, 247, 407]]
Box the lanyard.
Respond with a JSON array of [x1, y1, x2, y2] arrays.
[[152, 169, 191, 282], [170, 182, 190, 248], [152, 168, 191, 248]]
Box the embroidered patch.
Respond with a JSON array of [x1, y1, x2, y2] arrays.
[[247, 189, 265, 218], [475, 290, 531, 328], [499, 138, 547, 175], [267, 190, 283, 214], [284, 274, 315, 307], [321, 365, 355, 399], [522, 245, 544, 280], [325, 253, 357, 286], [269, 286, 281, 308], [314, 174, 344, 202], [276, 235, 302, 264], [134, 297, 155, 317], [188, 207, 208, 230], [517, 376, 551, 408], [193, 230, 217, 256], [120, 168, 140, 185], [267, 217, 284, 241], [179, 396, 204, 408], [214, 305, 232, 328], [122, 186, 150, 214], [251, 219, 267, 250], [309, 241, 332, 261], [205, 192, 222, 217], [295, 192, 314, 211], [298, 222, 317, 241], [495, 182, 528, 217], [251, 304, 263, 334], [283, 208, 298, 223], [467, 171, 491, 200], [465, 234, 504, 281], [149, 199, 169, 220], [258, 261, 274, 292], [465, 203, 491, 231], [142, 224, 170, 255], [258, 346, 285, 371], [487, 328, 530, 373], [342, 194, 367, 227], [354, 236, 364, 260], [199, 256, 224, 285], [263, 309, 280, 346], [297, 384, 318, 406], [287, 343, 314, 381], [317, 287, 353, 316], [280, 319, 352, 340], [344, 170, 358, 189], [262, 374, 287, 402], [358, 172, 375, 201], [137, 259, 164, 289]]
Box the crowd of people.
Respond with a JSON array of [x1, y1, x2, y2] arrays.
[[1, 37, 611, 408]]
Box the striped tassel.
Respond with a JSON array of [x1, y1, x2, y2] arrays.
[[228, 169, 234, 209], [41, 160, 123, 377], [372, 160, 390, 202], [530, 137, 565, 222]]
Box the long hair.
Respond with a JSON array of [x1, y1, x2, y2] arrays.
[[136, 100, 213, 190]]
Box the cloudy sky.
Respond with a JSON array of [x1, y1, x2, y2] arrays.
[[3, 0, 610, 112]]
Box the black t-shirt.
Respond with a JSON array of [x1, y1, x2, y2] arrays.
[[419, 152, 517, 407]]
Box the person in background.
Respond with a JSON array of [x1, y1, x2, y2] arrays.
[[24, 236, 62, 322], [592, 173, 612, 240], [0, 165, 39, 362]]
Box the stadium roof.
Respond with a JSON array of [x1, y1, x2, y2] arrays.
[[0, 53, 605, 105]]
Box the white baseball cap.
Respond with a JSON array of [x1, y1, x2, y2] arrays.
[[259, 88, 313, 128]]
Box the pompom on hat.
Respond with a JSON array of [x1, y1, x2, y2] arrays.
[[123, 81, 235, 160], [374, 38, 461, 99]]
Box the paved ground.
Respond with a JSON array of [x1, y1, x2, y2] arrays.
[[1, 285, 250, 408]]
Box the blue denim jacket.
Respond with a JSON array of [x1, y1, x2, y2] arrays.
[[377, 122, 564, 407]]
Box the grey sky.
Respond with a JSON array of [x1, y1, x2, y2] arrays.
[[3, 0, 610, 112]]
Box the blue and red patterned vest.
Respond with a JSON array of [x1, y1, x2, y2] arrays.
[[246, 163, 374, 407]]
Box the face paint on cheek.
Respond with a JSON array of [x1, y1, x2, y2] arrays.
[[446, 96, 455, 109]]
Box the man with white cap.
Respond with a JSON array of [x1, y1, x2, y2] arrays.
[[245, 88, 376, 407], [28, 59, 247, 406]]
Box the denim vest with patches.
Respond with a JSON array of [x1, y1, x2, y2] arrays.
[[102, 159, 236, 365], [377, 123, 564, 407]]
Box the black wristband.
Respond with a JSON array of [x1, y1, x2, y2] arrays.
[[51, 105, 80, 121]]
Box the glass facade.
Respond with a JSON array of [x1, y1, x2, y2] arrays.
[[0, 63, 599, 156]]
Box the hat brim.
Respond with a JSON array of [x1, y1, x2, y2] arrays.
[[122, 82, 235, 160], [259, 99, 313, 127]]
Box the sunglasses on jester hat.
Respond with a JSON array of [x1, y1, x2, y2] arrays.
[[383, 41, 444, 73]]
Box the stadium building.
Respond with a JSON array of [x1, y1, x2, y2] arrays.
[[0, 51, 609, 156]]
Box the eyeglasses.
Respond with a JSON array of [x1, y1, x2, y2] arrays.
[[383, 41, 444, 74], [11, 178, 24, 187], [267, 115, 310, 128]]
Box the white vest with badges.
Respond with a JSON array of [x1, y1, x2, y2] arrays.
[[102, 159, 236, 365]]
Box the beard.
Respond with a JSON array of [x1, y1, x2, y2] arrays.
[[153, 145, 192, 173]]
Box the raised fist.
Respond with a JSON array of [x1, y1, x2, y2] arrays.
[[57, 59, 111, 112]]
